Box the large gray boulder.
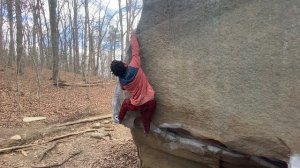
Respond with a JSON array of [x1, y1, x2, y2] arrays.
[[113, 0, 300, 167]]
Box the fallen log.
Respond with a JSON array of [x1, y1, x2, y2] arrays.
[[54, 81, 115, 87], [46, 129, 98, 143], [84, 80, 115, 84], [0, 144, 37, 154], [85, 80, 103, 84]]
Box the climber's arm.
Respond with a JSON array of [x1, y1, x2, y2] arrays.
[[129, 33, 140, 68]]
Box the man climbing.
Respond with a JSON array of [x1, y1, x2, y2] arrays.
[[110, 32, 156, 134]]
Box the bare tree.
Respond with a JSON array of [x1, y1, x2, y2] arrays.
[[82, 0, 89, 80], [24, 17, 31, 64], [117, 0, 142, 61], [37, 0, 45, 68], [96, 2, 110, 76], [30, 0, 39, 69], [7, 0, 14, 67], [0, 0, 4, 66], [0, 0, 142, 78], [48, 0, 59, 83], [67, 1, 73, 72], [15, 0, 23, 74], [129, 0, 142, 31], [63, 20, 69, 71], [118, 0, 124, 61], [125, 0, 132, 42], [113, 21, 119, 61], [41, 1, 51, 69], [73, 0, 80, 73], [108, 25, 118, 79], [125, 0, 142, 47], [88, 23, 94, 75]]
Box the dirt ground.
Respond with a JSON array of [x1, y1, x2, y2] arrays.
[[0, 66, 139, 168], [0, 121, 138, 168]]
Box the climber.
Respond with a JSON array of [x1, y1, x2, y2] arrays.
[[110, 32, 156, 134]]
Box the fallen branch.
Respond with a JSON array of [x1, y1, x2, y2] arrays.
[[56, 115, 111, 127], [0, 144, 37, 154], [46, 129, 97, 143], [104, 128, 114, 131], [54, 81, 114, 87], [84, 80, 104, 84], [38, 142, 60, 162], [0, 129, 97, 154], [32, 150, 82, 168]]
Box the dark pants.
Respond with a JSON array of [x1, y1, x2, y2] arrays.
[[118, 98, 156, 134]]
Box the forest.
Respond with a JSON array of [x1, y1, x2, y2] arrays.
[[0, 0, 142, 82], [0, 1, 142, 167]]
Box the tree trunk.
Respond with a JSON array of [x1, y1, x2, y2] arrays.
[[64, 28, 68, 72], [113, 21, 119, 61], [96, 2, 110, 77], [32, 0, 39, 70], [67, 1, 73, 72], [100, 53, 105, 78], [68, 34, 72, 72], [118, 0, 124, 61], [0, 0, 3, 65], [88, 27, 94, 76], [25, 25, 31, 64], [125, 0, 141, 52], [63, 21, 68, 71], [108, 29, 113, 79], [82, 0, 89, 80], [41, 3, 51, 69], [15, 0, 23, 75], [126, 0, 132, 44], [73, 0, 79, 73], [37, 0, 45, 69], [48, 0, 59, 83], [7, 0, 14, 67]]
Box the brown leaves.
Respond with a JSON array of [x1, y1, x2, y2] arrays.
[[0, 66, 115, 128]]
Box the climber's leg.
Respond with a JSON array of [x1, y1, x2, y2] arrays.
[[140, 99, 157, 134], [119, 99, 139, 123]]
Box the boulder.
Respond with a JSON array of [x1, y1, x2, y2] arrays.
[[113, 0, 300, 167]]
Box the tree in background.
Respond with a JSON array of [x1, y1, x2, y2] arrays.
[[15, 0, 24, 75], [0, 0, 143, 81], [0, 0, 4, 65], [118, 0, 142, 61], [7, 0, 14, 67], [82, 0, 89, 80], [48, 0, 59, 83], [118, 0, 124, 61], [73, 0, 80, 74]]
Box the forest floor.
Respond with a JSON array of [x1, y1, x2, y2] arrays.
[[0, 65, 138, 168]]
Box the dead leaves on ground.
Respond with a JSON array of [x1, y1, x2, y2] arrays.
[[0, 66, 116, 128]]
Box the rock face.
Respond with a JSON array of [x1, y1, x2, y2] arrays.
[[113, 0, 300, 167]]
